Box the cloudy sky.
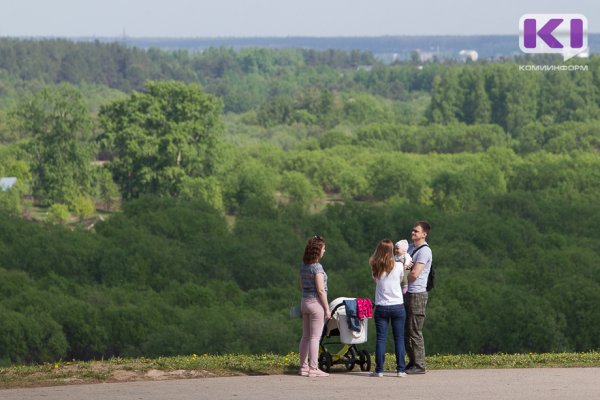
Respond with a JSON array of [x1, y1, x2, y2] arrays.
[[0, 0, 597, 37]]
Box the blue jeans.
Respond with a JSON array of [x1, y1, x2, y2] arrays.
[[374, 304, 406, 373]]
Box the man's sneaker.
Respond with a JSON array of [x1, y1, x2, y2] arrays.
[[396, 372, 407, 377], [370, 372, 384, 377], [405, 366, 426, 375]]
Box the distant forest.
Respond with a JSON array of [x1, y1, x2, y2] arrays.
[[0, 38, 598, 365], [66, 34, 600, 60]]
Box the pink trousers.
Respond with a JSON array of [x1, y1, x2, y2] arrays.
[[299, 297, 326, 369]]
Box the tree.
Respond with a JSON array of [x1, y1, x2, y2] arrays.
[[459, 68, 491, 124], [10, 84, 96, 206], [280, 171, 321, 210], [538, 71, 596, 124], [426, 69, 463, 124], [0, 156, 31, 216], [0, 187, 21, 216], [504, 72, 540, 135], [222, 158, 278, 212], [342, 92, 394, 125], [99, 81, 224, 200], [96, 167, 120, 211], [432, 158, 507, 212], [256, 94, 294, 127], [46, 203, 71, 225], [71, 195, 96, 221]]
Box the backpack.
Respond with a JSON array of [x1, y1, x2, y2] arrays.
[[410, 244, 434, 291], [426, 264, 435, 291]]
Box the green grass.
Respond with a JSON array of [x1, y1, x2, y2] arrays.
[[1, 352, 599, 389], [427, 352, 600, 369]]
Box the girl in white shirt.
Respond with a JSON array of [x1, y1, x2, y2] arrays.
[[370, 239, 407, 377]]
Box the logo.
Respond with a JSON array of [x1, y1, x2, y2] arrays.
[[519, 14, 588, 61]]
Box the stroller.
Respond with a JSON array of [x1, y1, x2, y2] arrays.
[[318, 297, 372, 372]]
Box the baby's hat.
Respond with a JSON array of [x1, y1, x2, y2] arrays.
[[395, 239, 409, 251]]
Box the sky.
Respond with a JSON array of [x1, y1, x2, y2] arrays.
[[0, 0, 598, 37]]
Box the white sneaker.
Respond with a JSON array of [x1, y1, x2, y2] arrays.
[[308, 369, 329, 377], [397, 372, 407, 377], [370, 372, 383, 377]]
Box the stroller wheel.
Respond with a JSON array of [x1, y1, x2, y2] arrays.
[[343, 347, 357, 371], [318, 351, 333, 372], [358, 350, 371, 372], [344, 358, 355, 371]]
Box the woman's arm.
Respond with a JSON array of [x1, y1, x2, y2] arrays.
[[315, 273, 331, 320]]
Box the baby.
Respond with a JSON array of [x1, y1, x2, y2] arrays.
[[394, 240, 413, 294]]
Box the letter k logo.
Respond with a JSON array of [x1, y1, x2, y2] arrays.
[[524, 18, 563, 48]]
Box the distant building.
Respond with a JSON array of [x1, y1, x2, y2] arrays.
[[0, 177, 17, 191], [459, 50, 479, 62]]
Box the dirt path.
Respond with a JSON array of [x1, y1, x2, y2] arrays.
[[1, 368, 599, 400]]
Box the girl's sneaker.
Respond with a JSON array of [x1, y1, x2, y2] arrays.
[[299, 367, 309, 376]]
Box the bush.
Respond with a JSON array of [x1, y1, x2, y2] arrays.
[[46, 203, 70, 224], [70, 195, 96, 221]]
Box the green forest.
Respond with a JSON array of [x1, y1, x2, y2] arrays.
[[0, 38, 599, 365]]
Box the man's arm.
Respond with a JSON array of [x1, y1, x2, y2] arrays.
[[408, 262, 424, 282]]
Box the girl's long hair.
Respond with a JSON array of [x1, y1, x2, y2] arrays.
[[303, 236, 324, 264], [369, 239, 395, 279]]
